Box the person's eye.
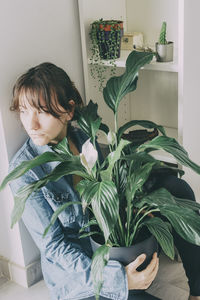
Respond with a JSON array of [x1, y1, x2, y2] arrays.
[[38, 109, 46, 114], [38, 109, 49, 115], [19, 109, 26, 114]]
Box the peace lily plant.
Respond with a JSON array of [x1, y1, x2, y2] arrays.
[[1, 51, 200, 299]]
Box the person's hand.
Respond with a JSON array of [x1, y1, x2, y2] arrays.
[[125, 252, 159, 290]]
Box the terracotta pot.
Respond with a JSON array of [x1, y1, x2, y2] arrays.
[[99, 20, 123, 31]]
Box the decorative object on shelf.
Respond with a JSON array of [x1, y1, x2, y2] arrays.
[[121, 32, 144, 51], [156, 21, 173, 62], [135, 46, 154, 53], [132, 31, 144, 49], [2, 51, 200, 299], [121, 32, 134, 50], [89, 19, 123, 91]]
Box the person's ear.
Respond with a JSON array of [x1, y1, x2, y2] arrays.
[[65, 100, 75, 121]]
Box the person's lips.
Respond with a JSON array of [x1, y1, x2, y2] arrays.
[[30, 133, 44, 138]]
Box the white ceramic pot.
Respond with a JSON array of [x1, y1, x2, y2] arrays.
[[155, 42, 173, 62]]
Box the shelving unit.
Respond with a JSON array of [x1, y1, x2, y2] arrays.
[[78, 0, 179, 165], [78, 0, 200, 200], [89, 50, 178, 72]]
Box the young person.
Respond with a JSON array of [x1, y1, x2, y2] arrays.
[[9, 62, 200, 300]]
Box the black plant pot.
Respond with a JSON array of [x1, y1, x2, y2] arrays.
[[95, 20, 124, 60], [90, 235, 158, 295], [97, 29, 123, 60], [90, 234, 158, 269]]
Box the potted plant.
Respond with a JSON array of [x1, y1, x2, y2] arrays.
[[1, 51, 200, 299], [89, 18, 123, 91], [155, 21, 173, 62]]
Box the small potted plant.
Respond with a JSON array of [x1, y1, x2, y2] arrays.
[[89, 18, 123, 91], [156, 21, 173, 62], [1, 51, 200, 299]]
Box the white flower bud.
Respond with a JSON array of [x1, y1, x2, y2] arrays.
[[107, 131, 116, 146], [80, 139, 98, 173]]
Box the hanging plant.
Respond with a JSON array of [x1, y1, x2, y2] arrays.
[[89, 19, 123, 91]]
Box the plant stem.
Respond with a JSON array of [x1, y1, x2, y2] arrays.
[[129, 208, 160, 246], [114, 112, 118, 138]]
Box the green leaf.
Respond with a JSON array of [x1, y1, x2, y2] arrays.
[[118, 161, 128, 194], [91, 244, 110, 299], [79, 231, 101, 239], [103, 51, 153, 114], [99, 123, 109, 135], [77, 180, 119, 241], [174, 197, 200, 212], [11, 182, 41, 228], [11, 158, 92, 227], [139, 188, 200, 246], [125, 161, 156, 235], [77, 180, 100, 206], [126, 162, 155, 204], [121, 152, 159, 164], [52, 137, 72, 156], [77, 100, 102, 143], [76, 179, 97, 213], [37, 156, 91, 183], [118, 120, 166, 141], [138, 136, 200, 175], [76, 179, 93, 196], [159, 205, 200, 246], [43, 201, 81, 237], [79, 218, 98, 233], [0, 152, 64, 191], [136, 188, 177, 209], [141, 217, 175, 259], [100, 139, 130, 181], [81, 181, 119, 242]]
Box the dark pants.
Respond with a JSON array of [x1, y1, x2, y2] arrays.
[[155, 174, 200, 297], [83, 175, 200, 299]]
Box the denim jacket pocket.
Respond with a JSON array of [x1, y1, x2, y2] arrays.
[[42, 189, 76, 226]]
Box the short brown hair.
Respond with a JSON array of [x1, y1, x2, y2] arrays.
[[11, 62, 83, 119]]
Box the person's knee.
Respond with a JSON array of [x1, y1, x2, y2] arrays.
[[157, 174, 196, 201]]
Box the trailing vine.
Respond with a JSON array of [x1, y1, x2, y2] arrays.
[[89, 19, 123, 91]]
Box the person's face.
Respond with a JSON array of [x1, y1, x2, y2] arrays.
[[19, 93, 74, 146]]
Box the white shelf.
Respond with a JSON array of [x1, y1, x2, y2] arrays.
[[88, 50, 178, 72], [97, 126, 178, 165]]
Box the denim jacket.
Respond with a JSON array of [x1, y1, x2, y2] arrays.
[[9, 126, 128, 300]]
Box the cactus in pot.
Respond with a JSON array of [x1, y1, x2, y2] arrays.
[[156, 21, 173, 62], [159, 21, 167, 44]]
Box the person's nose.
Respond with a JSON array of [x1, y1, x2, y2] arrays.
[[29, 112, 40, 130]]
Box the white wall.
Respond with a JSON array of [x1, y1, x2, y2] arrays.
[[0, 0, 84, 278], [78, 0, 126, 101], [126, 0, 178, 50], [181, 0, 200, 201]]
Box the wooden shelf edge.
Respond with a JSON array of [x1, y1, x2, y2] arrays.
[[88, 50, 178, 72]]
